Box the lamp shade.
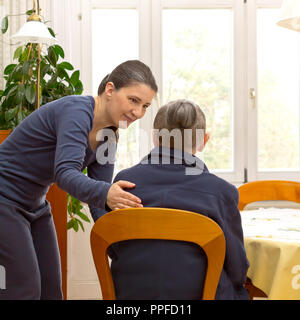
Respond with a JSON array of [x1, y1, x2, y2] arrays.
[[11, 20, 57, 45], [277, 0, 300, 32]]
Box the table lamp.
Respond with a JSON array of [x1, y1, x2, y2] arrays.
[[11, 0, 57, 109]]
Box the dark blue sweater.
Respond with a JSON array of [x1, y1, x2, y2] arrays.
[[0, 95, 114, 217]]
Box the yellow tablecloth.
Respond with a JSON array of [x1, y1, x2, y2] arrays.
[[241, 208, 300, 300]]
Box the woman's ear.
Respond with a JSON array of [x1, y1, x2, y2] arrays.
[[104, 82, 115, 99]]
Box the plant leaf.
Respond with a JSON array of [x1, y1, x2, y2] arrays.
[[47, 74, 58, 88], [20, 47, 30, 62], [13, 46, 23, 60], [75, 211, 91, 223], [25, 85, 36, 104], [2, 84, 15, 97], [16, 107, 26, 125], [6, 85, 18, 99], [4, 64, 16, 75], [22, 61, 30, 75], [26, 10, 34, 16], [5, 107, 18, 122], [10, 64, 23, 82], [57, 68, 70, 80], [76, 218, 85, 232], [1, 16, 8, 34], [70, 70, 80, 86], [47, 46, 57, 67], [48, 27, 55, 38], [58, 62, 74, 71], [15, 84, 25, 104], [74, 81, 83, 95], [67, 219, 75, 230], [40, 64, 50, 78], [52, 45, 64, 59], [72, 219, 79, 232]]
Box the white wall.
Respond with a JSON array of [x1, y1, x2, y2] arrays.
[[67, 204, 102, 300]]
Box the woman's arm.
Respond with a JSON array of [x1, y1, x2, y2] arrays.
[[54, 102, 111, 210], [87, 162, 115, 221]]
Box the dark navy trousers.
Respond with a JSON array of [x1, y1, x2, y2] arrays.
[[0, 200, 63, 300]]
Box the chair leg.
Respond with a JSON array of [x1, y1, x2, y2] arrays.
[[245, 277, 268, 300]]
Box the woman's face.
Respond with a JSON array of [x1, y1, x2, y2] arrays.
[[105, 82, 156, 128]]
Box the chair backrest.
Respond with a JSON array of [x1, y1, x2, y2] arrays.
[[238, 180, 300, 210], [90, 207, 225, 300]]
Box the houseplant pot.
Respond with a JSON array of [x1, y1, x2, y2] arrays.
[[0, 129, 11, 144]]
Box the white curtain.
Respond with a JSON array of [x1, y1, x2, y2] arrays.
[[0, 0, 32, 89]]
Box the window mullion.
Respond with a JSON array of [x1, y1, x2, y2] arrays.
[[138, 0, 159, 159], [246, 0, 258, 182]]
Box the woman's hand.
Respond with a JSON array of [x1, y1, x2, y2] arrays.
[[106, 180, 143, 211]]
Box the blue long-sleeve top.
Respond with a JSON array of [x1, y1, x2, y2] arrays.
[[0, 95, 115, 217]]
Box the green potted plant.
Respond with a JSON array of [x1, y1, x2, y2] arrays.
[[0, 9, 90, 232]]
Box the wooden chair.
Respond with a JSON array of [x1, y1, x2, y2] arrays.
[[238, 180, 300, 211], [238, 180, 300, 300], [90, 207, 226, 300]]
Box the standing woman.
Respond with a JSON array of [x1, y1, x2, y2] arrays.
[[0, 60, 158, 299]]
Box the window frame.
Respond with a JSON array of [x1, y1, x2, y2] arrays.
[[158, 0, 245, 183], [247, 0, 300, 182], [81, 0, 300, 184]]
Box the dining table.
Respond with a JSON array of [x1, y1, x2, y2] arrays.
[[241, 207, 300, 300]]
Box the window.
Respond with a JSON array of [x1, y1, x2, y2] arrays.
[[257, 8, 300, 170], [91, 9, 138, 95], [82, 0, 300, 183], [163, 9, 233, 171], [247, 0, 300, 181], [90, 5, 139, 173]]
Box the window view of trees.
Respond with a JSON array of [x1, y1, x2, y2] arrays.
[[163, 8, 300, 172], [163, 9, 233, 170], [257, 9, 300, 170]]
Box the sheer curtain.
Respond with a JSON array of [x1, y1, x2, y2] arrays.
[[0, 0, 33, 89]]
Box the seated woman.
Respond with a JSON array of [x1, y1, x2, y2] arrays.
[[94, 99, 249, 300]]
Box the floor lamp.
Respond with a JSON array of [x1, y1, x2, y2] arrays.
[[11, 0, 57, 109]]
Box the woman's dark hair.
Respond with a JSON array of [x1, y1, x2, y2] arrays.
[[97, 60, 158, 95]]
